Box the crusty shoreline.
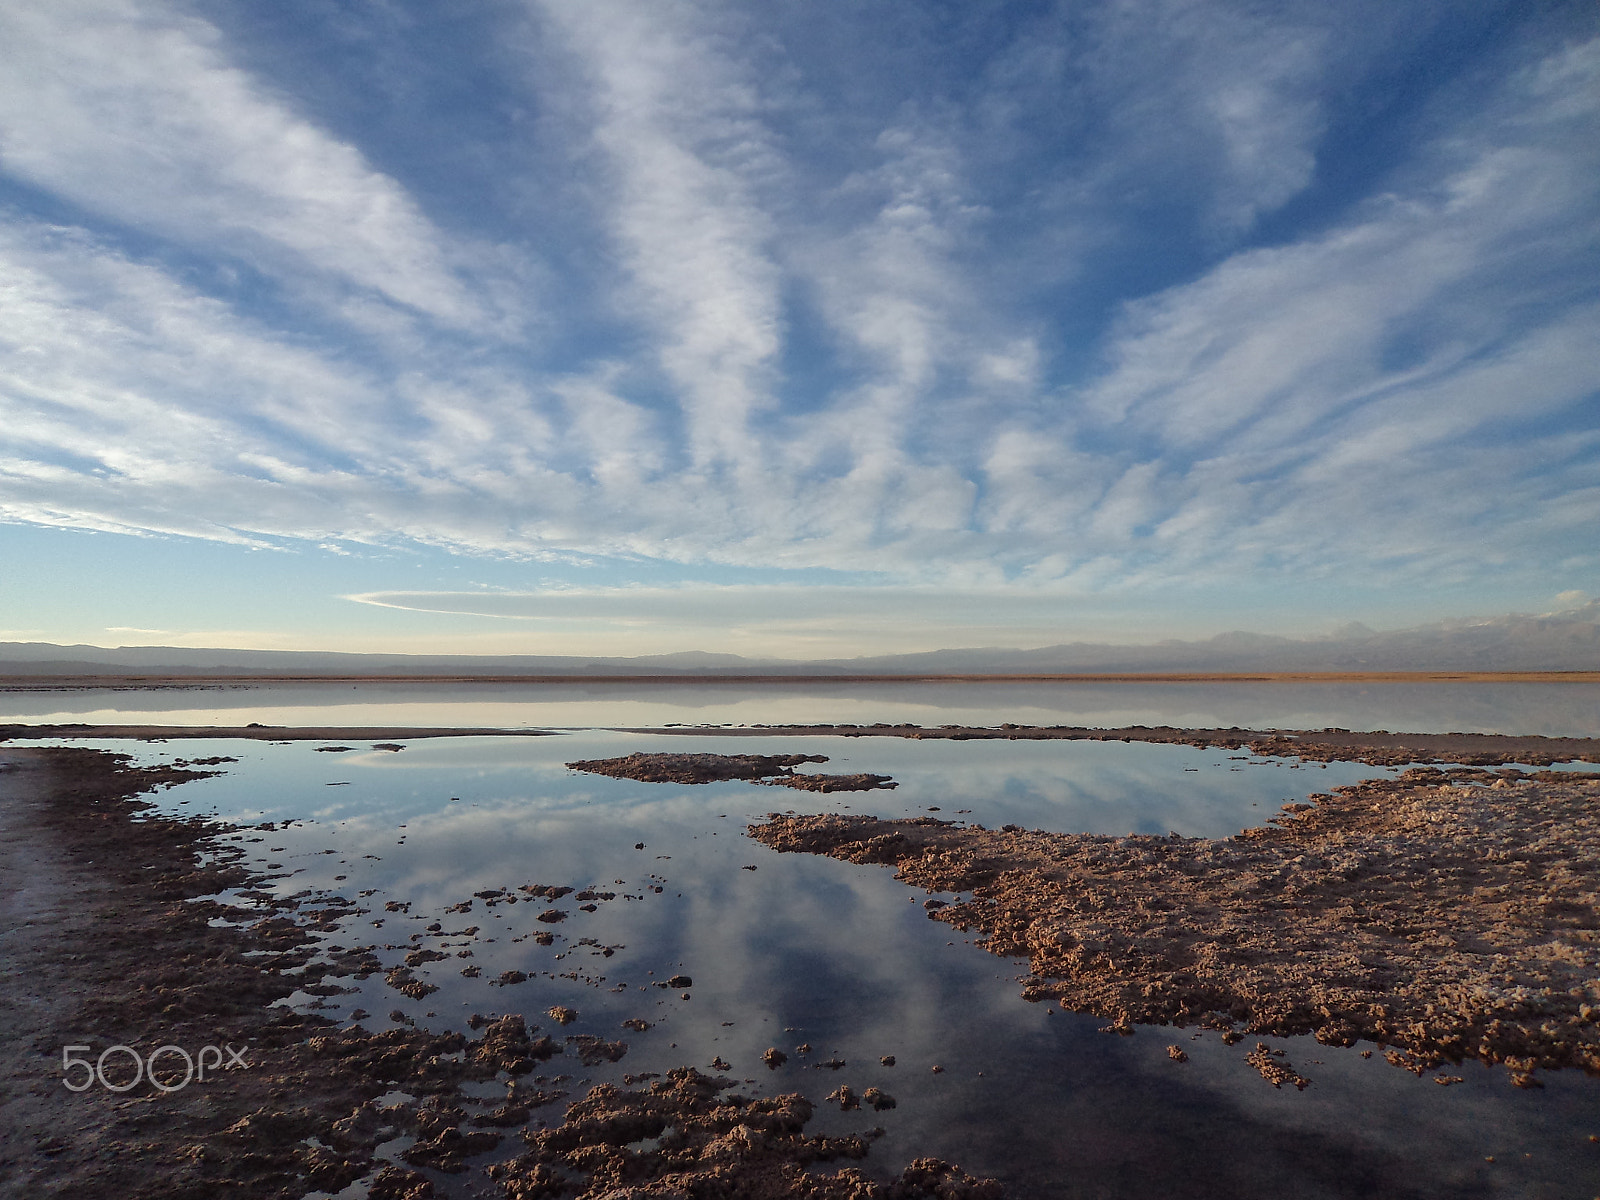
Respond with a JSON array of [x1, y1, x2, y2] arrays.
[[626, 724, 1600, 767], [0, 745, 485, 1198], [750, 766, 1600, 1088], [566, 751, 898, 791]]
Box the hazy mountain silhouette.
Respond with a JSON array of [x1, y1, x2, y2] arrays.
[[3, 600, 1596, 676]]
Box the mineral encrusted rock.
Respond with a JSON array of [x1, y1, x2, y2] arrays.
[[751, 767, 1600, 1084], [566, 751, 896, 791], [488, 1067, 1001, 1198]]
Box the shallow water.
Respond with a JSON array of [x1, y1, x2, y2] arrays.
[[5, 677, 1600, 737], [41, 730, 1599, 1199]]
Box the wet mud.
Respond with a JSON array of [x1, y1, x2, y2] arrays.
[[0, 747, 520, 1197], [750, 765, 1600, 1088], [566, 751, 897, 791]]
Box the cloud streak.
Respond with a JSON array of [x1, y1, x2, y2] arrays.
[[0, 0, 511, 331], [534, 0, 784, 478]]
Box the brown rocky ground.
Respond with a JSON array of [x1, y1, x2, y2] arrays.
[[0, 745, 494, 1198], [750, 766, 1600, 1088], [489, 1066, 999, 1199], [567, 751, 897, 792], [0, 746, 992, 1199]]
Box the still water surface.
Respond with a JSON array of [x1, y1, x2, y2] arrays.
[[46, 728, 1597, 1200], [5, 678, 1600, 736]]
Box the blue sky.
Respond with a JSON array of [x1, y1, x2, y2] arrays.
[[0, 0, 1596, 658]]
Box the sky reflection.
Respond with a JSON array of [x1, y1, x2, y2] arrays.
[[44, 731, 1599, 1197]]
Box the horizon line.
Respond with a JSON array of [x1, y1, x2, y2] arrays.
[[5, 671, 1600, 686]]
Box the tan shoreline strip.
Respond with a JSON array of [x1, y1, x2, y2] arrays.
[[4, 670, 1600, 686]]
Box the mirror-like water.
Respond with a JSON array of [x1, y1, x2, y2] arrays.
[[37, 730, 1596, 1199], [4, 677, 1600, 737]]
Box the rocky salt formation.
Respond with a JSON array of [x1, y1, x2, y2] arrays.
[[488, 1067, 1001, 1199], [1245, 1043, 1310, 1090], [750, 767, 1600, 1086], [646, 723, 1600, 768], [566, 751, 896, 791]]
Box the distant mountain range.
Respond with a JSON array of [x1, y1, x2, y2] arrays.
[[3, 601, 1598, 676]]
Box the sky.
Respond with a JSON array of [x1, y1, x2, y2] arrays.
[[0, 0, 1597, 659]]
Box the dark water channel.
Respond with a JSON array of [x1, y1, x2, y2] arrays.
[[59, 731, 1600, 1199]]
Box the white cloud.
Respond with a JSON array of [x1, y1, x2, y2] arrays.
[[1002, 35, 1600, 585], [0, 0, 498, 329], [531, 0, 784, 474], [1080, 0, 1333, 233], [0, 219, 566, 550]]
